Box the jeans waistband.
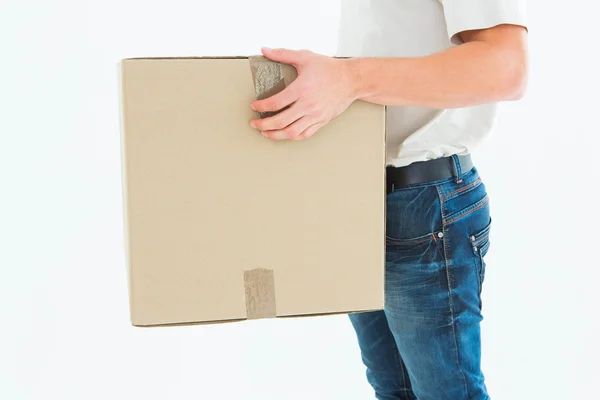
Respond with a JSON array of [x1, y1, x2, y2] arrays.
[[386, 154, 473, 193]]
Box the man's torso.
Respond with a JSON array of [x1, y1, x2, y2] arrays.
[[336, 0, 498, 167]]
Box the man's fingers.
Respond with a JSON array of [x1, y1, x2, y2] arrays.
[[262, 129, 288, 141], [251, 81, 299, 113], [290, 122, 323, 141], [251, 104, 303, 132], [262, 116, 316, 140], [261, 47, 307, 66]]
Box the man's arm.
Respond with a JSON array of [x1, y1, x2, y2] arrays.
[[348, 24, 528, 108], [250, 24, 528, 140]]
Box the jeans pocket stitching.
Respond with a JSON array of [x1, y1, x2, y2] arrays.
[[385, 232, 435, 246], [470, 220, 491, 295], [431, 232, 445, 261], [441, 177, 482, 201], [471, 218, 492, 251], [444, 195, 489, 226]]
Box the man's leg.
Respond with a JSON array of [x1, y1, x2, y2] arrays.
[[351, 168, 490, 400], [383, 225, 488, 400], [385, 170, 490, 400], [349, 311, 417, 400]]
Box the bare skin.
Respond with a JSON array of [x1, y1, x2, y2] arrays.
[[249, 24, 528, 141]]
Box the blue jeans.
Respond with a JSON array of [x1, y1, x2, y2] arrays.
[[350, 161, 491, 400]]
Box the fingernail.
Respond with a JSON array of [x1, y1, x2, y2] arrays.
[[261, 131, 268, 137], [250, 103, 256, 111], [262, 47, 272, 51], [250, 121, 256, 128]]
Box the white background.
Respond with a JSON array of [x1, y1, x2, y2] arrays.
[[1, 1, 598, 399]]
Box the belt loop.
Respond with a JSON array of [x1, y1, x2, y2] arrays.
[[451, 154, 463, 183]]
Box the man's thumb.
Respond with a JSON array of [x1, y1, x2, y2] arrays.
[[261, 47, 304, 65]]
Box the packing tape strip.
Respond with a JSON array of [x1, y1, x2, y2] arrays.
[[249, 56, 295, 118], [244, 268, 276, 319]]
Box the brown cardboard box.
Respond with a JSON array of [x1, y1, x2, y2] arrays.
[[119, 56, 386, 327]]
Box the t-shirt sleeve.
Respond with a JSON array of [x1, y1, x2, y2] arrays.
[[440, 0, 528, 44]]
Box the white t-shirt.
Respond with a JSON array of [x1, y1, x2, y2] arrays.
[[336, 0, 528, 167]]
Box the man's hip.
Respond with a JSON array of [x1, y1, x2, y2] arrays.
[[350, 155, 492, 399]]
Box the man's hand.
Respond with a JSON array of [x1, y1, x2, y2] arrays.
[[249, 47, 357, 141]]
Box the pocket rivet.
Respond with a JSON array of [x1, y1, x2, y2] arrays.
[[438, 232, 444, 238], [473, 246, 478, 252], [470, 236, 475, 241]]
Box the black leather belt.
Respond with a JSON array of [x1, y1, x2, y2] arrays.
[[386, 154, 474, 193]]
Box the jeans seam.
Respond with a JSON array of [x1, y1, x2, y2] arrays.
[[436, 185, 470, 399], [477, 249, 484, 310], [386, 236, 431, 246], [441, 177, 482, 201], [395, 350, 412, 398], [475, 249, 483, 295], [431, 232, 445, 260], [444, 195, 490, 226]]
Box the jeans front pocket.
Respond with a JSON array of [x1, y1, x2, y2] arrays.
[[385, 231, 445, 266], [469, 219, 491, 294], [384, 231, 448, 317]]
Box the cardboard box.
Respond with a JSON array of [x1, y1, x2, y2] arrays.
[[118, 56, 386, 327]]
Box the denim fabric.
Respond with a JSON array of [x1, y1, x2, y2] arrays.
[[350, 164, 491, 400]]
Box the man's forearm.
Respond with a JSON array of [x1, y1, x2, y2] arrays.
[[345, 39, 528, 109], [249, 25, 528, 140]]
